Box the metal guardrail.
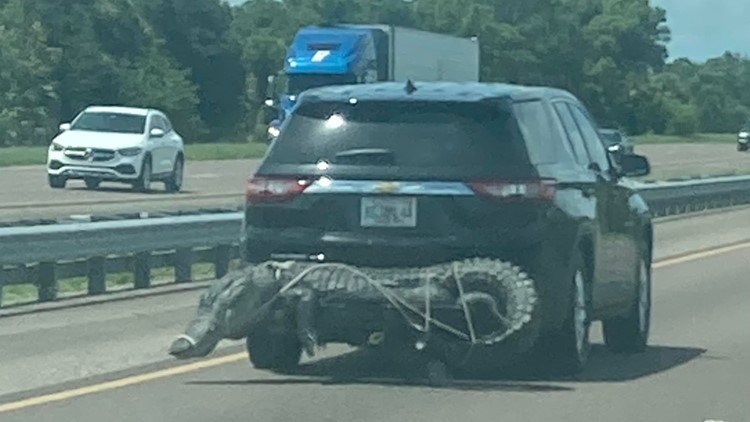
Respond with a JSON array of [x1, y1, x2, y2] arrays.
[[2, 175, 750, 308]]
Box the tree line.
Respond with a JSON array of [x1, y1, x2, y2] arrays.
[[0, 0, 748, 147]]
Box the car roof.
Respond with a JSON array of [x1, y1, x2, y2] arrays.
[[83, 106, 152, 116], [297, 81, 578, 104]]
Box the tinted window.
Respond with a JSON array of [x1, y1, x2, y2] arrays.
[[149, 115, 166, 131], [163, 116, 173, 132], [553, 103, 589, 166], [512, 100, 557, 164], [71, 112, 146, 134], [598, 130, 622, 147], [569, 105, 611, 173], [265, 100, 530, 174]]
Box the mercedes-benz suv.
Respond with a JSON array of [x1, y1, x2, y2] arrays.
[[241, 81, 654, 374], [46, 106, 185, 192]]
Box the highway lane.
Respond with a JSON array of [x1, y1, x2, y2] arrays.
[[1, 235, 749, 421], [1, 143, 750, 222]]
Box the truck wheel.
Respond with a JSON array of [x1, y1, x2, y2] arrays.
[[48, 175, 66, 189], [133, 158, 152, 193], [602, 256, 651, 354], [245, 327, 302, 372], [84, 177, 101, 190], [164, 156, 184, 193], [533, 250, 592, 376]]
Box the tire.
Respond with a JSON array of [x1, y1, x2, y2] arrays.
[[602, 255, 651, 354], [84, 177, 101, 190], [48, 174, 67, 189], [532, 250, 592, 376], [164, 156, 184, 193], [737, 143, 748, 152], [133, 157, 152, 193], [245, 327, 302, 372]]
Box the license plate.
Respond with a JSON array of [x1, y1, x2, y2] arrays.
[[360, 197, 417, 228]]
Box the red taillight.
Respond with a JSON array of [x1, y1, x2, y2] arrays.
[[468, 179, 557, 201], [246, 176, 310, 204]]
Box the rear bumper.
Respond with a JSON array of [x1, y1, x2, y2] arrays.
[[243, 227, 542, 267]]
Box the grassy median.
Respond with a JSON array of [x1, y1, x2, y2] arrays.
[[0, 133, 737, 167], [0, 260, 245, 307]]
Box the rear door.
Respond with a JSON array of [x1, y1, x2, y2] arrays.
[[252, 99, 545, 261]]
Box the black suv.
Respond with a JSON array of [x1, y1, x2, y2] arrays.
[[241, 81, 654, 374]]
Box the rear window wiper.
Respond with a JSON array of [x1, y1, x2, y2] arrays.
[[333, 148, 395, 166]]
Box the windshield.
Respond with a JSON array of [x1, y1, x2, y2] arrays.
[[286, 73, 357, 95], [70, 112, 147, 134], [265, 100, 528, 174]]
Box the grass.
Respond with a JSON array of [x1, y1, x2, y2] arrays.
[[0, 142, 269, 167], [633, 133, 734, 144], [0, 260, 244, 307]]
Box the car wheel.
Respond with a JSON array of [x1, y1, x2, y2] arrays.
[[165, 156, 184, 193], [602, 255, 651, 354], [737, 143, 748, 152], [48, 175, 66, 189], [84, 177, 101, 190], [245, 327, 302, 372], [133, 158, 152, 193], [533, 250, 592, 376]]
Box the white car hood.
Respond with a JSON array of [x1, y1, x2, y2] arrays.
[[52, 130, 145, 150]]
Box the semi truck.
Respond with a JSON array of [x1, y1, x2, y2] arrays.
[[264, 24, 481, 141]]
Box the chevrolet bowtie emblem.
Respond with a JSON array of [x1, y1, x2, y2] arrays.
[[375, 181, 399, 193]]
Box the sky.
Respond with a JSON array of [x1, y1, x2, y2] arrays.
[[652, 0, 749, 61], [224, 0, 748, 62]]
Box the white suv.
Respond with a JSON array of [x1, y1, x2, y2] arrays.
[[46, 106, 185, 192]]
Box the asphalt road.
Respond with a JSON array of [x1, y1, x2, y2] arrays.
[[1, 211, 749, 421], [1, 142, 750, 222]]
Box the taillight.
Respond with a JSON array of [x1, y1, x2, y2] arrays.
[[468, 179, 557, 201], [246, 176, 310, 204]]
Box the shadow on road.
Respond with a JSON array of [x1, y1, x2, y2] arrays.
[[187, 343, 706, 392]]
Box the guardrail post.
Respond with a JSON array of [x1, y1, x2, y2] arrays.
[[214, 245, 231, 279], [134, 252, 151, 289], [175, 248, 193, 283], [88, 256, 106, 295], [38, 262, 57, 302]]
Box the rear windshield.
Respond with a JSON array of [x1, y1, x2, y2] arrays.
[[264, 100, 530, 174]]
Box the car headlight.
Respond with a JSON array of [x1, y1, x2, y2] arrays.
[[50, 142, 64, 151], [267, 126, 280, 138], [118, 147, 143, 157]]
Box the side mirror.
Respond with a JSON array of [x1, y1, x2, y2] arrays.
[[618, 154, 650, 177], [150, 128, 165, 138], [59, 123, 71, 132]]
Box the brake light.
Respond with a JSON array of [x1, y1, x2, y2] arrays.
[[468, 179, 557, 201], [246, 176, 310, 203]]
